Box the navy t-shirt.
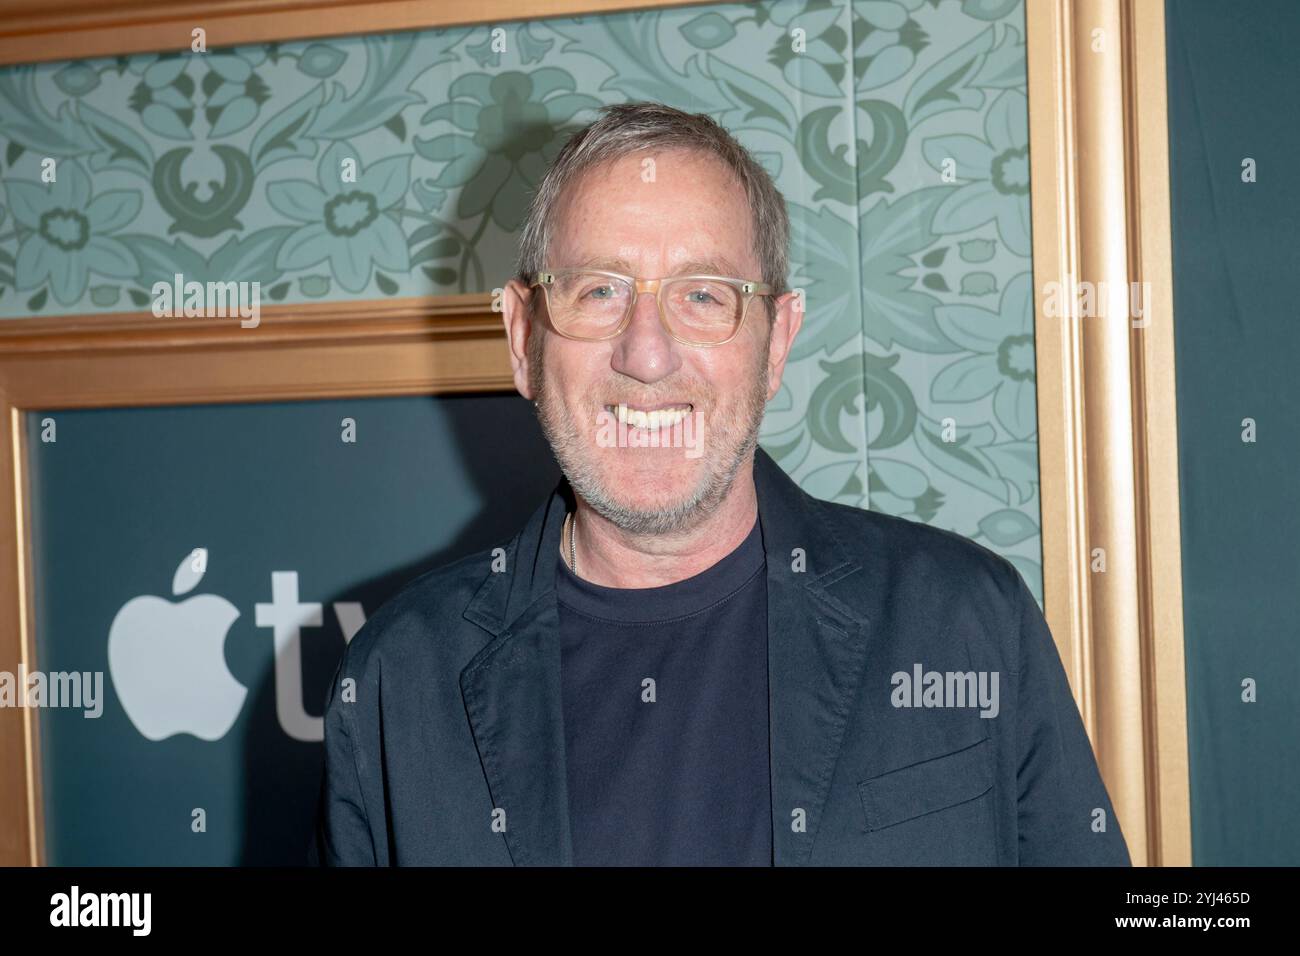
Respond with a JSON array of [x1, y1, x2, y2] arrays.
[[555, 516, 772, 866]]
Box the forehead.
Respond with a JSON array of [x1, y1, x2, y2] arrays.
[[557, 253, 749, 277], [548, 149, 758, 274]]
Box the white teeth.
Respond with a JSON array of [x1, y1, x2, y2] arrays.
[[611, 403, 692, 430]]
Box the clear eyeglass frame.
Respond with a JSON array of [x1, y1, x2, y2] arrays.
[[529, 267, 774, 348]]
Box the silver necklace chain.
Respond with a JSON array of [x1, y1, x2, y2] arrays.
[[567, 510, 577, 575]]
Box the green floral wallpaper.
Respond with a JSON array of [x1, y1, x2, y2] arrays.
[[0, 0, 1043, 604]]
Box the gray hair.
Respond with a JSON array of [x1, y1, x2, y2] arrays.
[[514, 102, 790, 320]]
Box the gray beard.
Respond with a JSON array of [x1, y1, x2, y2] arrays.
[[530, 335, 769, 537]]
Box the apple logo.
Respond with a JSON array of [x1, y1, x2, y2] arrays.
[[108, 549, 248, 741]]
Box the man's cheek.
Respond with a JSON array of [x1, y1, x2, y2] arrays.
[[683, 409, 707, 460]]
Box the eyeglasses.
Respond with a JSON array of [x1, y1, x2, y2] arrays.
[[529, 268, 774, 347]]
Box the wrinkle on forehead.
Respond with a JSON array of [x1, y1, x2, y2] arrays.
[[563, 255, 748, 278], [547, 152, 758, 277]]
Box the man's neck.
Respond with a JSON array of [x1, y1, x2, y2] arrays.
[[565, 458, 759, 589]]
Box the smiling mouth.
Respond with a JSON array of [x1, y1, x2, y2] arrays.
[[605, 402, 694, 430]]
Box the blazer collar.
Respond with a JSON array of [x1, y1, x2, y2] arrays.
[[460, 447, 874, 865]]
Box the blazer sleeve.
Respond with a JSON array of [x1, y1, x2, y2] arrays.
[[1012, 570, 1132, 865], [308, 655, 378, 866]]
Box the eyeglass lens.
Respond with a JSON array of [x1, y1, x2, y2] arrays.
[[545, 272, 744, 344]]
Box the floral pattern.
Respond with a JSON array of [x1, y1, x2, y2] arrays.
[[269, 140, 410, 292], [7, 160, 139, 305], [0, 0, 1043, 603], [923, 88, 1031, 255], [932, 270, 1035, 439]]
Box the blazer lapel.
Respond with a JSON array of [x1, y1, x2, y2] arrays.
[[755, 448, 874, 866], [460, 481, 573, 866]]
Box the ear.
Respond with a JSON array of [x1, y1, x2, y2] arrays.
[[763, 290, 805, 400], [501, 278, 540, 400]]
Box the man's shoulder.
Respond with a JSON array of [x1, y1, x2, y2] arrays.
[[812, 496, 1024, 616], [340, 543, 503, 675], [818, 496, 1017, 573]]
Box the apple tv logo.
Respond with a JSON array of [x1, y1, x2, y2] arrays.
[[107, 550, 365, 743]]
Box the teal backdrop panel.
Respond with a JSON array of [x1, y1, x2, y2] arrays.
[[1166, 0, 1300, 865], [27, 394, 559, 864], [0, 0, 1045, 605]]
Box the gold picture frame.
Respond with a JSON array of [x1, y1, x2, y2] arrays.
[[0, 0, 1191, 867], [1026, 0, 1189, 866], [0, 295, 511, 866]]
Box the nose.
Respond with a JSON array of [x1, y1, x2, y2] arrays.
[[609, 287, 681, 385]]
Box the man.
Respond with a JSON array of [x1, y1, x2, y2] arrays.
[[310, 102, 1130, 866]]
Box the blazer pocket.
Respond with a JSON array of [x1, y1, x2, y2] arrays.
[[857, 737, 994, 832]]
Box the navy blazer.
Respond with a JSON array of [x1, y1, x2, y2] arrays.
[[310, 447, 1130, 866]]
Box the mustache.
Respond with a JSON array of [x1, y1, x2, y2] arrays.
[[591, 383, 713, 409]]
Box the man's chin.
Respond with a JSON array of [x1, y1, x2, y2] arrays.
[[598, 463, 702, 504], [603, 451, 701, 480], [572, 459, 721, 535]]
